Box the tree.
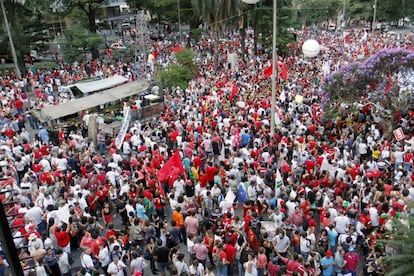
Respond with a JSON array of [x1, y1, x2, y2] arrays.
[[63, 0, 105, 59], [297, 0, 340, 27], [347, 0, 372, 22], [381, 215, 414, 275], [321, 48, 414, 136], [0, 0, 55, 74], [253, 0, 299, 55], [191, 0, 240, 67], [155, 49, 197, 90], [61, 26, 104, 63]]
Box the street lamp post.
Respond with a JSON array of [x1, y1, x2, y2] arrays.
[[270, 0, 277, 137], [371, 0, 377, 50], [242, 0, 277, 136], [372, 0, 377, 33]]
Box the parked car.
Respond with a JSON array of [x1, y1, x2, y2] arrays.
[[110, 43, 127, 50]]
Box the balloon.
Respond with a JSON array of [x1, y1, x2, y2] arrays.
[[302, 39, 321, 57]]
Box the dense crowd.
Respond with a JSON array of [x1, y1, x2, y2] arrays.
[[0, 26, 413, 276]]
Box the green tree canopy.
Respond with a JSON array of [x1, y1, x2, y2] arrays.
[[381, 215, 414, 275], [155, 49, 197, 90], [61, 26, 104, 63]]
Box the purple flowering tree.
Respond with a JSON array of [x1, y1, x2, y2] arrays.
[[320, 48, 414, 134]]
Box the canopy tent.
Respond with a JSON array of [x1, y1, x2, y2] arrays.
[[65, 75, 129, 95], [32, 80, 149, 122]]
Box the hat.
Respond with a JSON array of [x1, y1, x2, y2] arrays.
[[326, 250, 333, 257], [28, 233, 37, 241]]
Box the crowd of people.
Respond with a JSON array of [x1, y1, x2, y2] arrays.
[[0, 25, 413, 276]]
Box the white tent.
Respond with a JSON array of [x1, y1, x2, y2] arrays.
[[33, 80, 149, 122]]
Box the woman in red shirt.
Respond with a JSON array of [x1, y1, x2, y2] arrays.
[[54, 224, 70, 253], [247, 227, 259, 252], [101, 203, 113, 227], [204, 230, 215, 265], [257, 247, 268, 275]]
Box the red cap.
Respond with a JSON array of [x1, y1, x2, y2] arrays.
[[326, 250, 333, 257]]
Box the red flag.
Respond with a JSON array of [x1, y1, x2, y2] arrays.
[[264, 65, 272, 78], [279, 61, 288, 80], [263, 61, 288, 80], [229, 83, 238, 101], [157, 151, 185, 185]]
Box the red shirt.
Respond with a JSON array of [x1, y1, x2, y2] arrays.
[[225, 243, 236, 264], [154, 196, 165, 209], [205, 165, 217, 182], [105, 229, 117, 240], [87, 194, 98, 209], [344, 252, 359, 271], [96, 188, 108, 201], [14, 99, 23, 110], [32, 163, 42, 173], [58, 131, 65, 141], [248, 229, 259, 251], [193, 156, 202, 170], [40, 145, 50, 156], [54, 229, 70, 247]]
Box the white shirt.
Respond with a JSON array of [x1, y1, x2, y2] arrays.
[[107, 260, 126, 276], [173, 179, 185, 197], [39, 159, 51, 172], [369, 207, 379, 227], [98, 246, 111, 267], [57, 252, 71, 274], [247, 185, 257, 201], [55, 158, 68, 171], [25, 206, 44, 225], [334, 215, 350, 234], [81, 253, 94, 270]]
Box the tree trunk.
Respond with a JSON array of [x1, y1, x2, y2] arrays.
[[213, 28, 219, 70], [252, 7, 259, 56], [88, 10, 97, 33], [240, 15, 246, 62]]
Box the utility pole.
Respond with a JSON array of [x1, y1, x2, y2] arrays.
[[270, 0, 277, 136], [371, 0, 377, 49], [1, 0, 21, 77]]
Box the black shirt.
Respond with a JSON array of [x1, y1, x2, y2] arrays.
[[154, 246, 170, 263]]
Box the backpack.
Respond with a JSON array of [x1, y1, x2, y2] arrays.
[[88, 223, 100, 236]]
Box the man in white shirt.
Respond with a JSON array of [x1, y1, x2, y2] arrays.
[[81, 248, 95, 273], [173, 176, 185, 198], [39, 156, 52, 172], [334, 212, 350, 234], [55, 153, 68, 172], [247, 181, 257, 201], [25, 202, 44, 232], [107, 255, 127, 276], [369, 205, 380, 227], [269, 208, 285, 229], [57, 249, 71, 276]]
